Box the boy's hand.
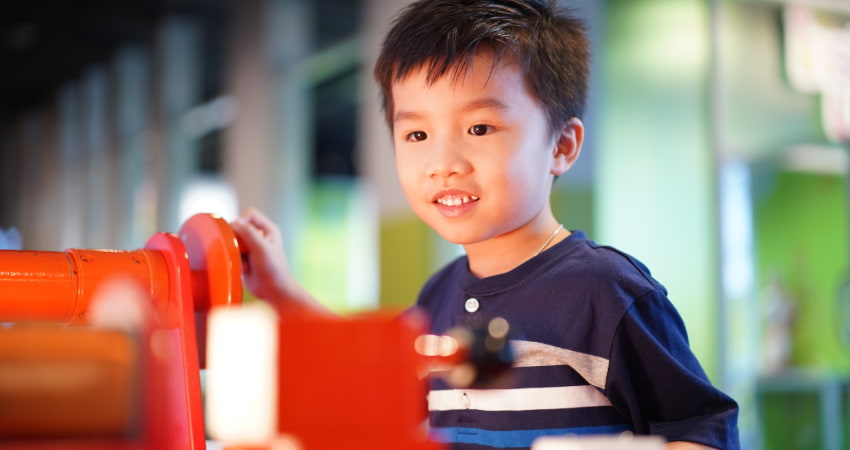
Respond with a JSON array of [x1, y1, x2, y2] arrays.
[[230, 208, 289, 302], [230, 208, 331, 317]]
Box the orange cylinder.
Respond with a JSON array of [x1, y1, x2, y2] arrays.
[[0, 251, 75, 323], [0, 248, 171, 325]]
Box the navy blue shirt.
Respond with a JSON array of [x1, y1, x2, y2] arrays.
[[416, 231, 739, 449]]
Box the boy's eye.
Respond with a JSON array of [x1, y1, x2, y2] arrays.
[[469, 124, 493, 136], [406, 131, 428, 142]]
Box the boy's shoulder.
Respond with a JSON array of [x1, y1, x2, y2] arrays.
[[523, 231, 668, 294], [568, 232, 666, 293]]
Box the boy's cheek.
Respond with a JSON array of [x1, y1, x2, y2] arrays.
[[394, 154, 420, 179], [396, 175, 418, 200]]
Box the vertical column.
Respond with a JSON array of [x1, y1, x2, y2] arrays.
[[58, 85, 85, 250], [0, 128, 19, 230], [223, 0, 275, 218], [155, 17, 202, 232], [28, 108, 61, 250], [2, 119, 25, 241], [14, 113, 48, 249], [266, 0, 312, 253], [359, 0, 431, 308], [80, 67, 110, 248], [710, 1, 758, 446], [358, 0, 410, 221], [115, 45, 151, 249], [223, 0, 312, 253]]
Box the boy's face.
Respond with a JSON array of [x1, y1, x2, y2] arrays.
[[391, 51, 579, 247]]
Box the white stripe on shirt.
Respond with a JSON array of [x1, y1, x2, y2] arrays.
[[511, 340, 610, 390], [428, 385, 612, 412]]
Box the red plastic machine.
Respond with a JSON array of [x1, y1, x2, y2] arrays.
[[0, 214, 242, 449], [0, 213, 445, 450]]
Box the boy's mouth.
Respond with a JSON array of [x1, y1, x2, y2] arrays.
[[435, 194, 479, 207], [433, 192, 479, 218]]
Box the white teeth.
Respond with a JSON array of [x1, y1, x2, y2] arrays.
[[437, 195, 479, 206]]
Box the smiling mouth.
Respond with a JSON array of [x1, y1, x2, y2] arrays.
[[435, 195, 479, 206]]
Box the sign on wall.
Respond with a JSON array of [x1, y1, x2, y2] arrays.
[[784, 5, 850, 143]]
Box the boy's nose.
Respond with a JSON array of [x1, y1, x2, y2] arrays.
[[427, 140, 472, 178]]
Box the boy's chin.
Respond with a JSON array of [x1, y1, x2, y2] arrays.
[[431, 228, 477, 247], [419, 216, 486, 246]]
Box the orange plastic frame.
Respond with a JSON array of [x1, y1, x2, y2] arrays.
[[0, 213, 241, 450]]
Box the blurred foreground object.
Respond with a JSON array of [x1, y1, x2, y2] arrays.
[[0, 213, 242, 450], [532, 434, 665, 450], [0, 325, 139, 440], [415, 316, 515, 389], [0, 212, 446, 450], [205, 305, 444, 450]]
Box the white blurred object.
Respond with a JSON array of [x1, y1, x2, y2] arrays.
[[762, 274, 796, 375], [0, 227, 21, 250], [532, 434, 665, 450], [178, 176, 239, 224], [88, 277, 153, 332], [205, 303, 279, 446]]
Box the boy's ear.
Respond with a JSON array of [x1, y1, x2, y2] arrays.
[[551, 117, 583, 176]]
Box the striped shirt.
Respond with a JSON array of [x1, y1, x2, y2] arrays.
[[416, 231, 739, 450]]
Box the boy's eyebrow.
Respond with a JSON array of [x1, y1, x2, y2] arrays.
[[393, 97, 510, 124], [460, 97, 511, 114], [393, 109, 422, 124]]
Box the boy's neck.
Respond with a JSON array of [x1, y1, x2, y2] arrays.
[[464, 225, 570, 278]]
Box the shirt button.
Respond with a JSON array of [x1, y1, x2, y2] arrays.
[[464, 298, 480, 313]]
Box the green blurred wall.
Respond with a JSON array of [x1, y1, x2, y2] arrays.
[[553, 186, 595, 239], [754, 170, 849, 371], [379, 215, 433, 309], [597, 0, 719, 379], [753, 170, 849, 448]]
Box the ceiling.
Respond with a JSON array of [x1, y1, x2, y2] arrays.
[[0, 0, 229, 120], [0, 0, 359, 124]]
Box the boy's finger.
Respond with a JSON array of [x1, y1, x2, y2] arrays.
[[231, 219, 263, 252], [231, 219, 266, 276], [243, 209, 281, 242]]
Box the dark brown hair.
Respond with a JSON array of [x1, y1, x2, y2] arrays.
[[373, 0, 590, 136]]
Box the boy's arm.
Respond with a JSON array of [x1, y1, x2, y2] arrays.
[[605, 287, 739, 448], [230, 208, 335, 317]]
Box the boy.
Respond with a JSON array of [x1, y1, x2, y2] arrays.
[[231, 0, 740, 449]]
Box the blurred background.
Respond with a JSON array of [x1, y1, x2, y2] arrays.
[[0, 0, 848, 448]]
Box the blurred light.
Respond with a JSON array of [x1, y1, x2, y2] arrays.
[[206, 303, 279, 445], [531, 434, 665, 450], [178, 176, 239, 223], [0, 228, 21, 250], [821, 90, 850, 143], [181, 96, 239, 139], [445, 363, 476, 389], [783, 144, 848, 175], [720, 162, 755, 299], [620, 2, 708, 81], [487, 317, 510, 340], [414, 334, 459, 357], [88, 277, 151, 332], [783, 5, 850, 93]]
